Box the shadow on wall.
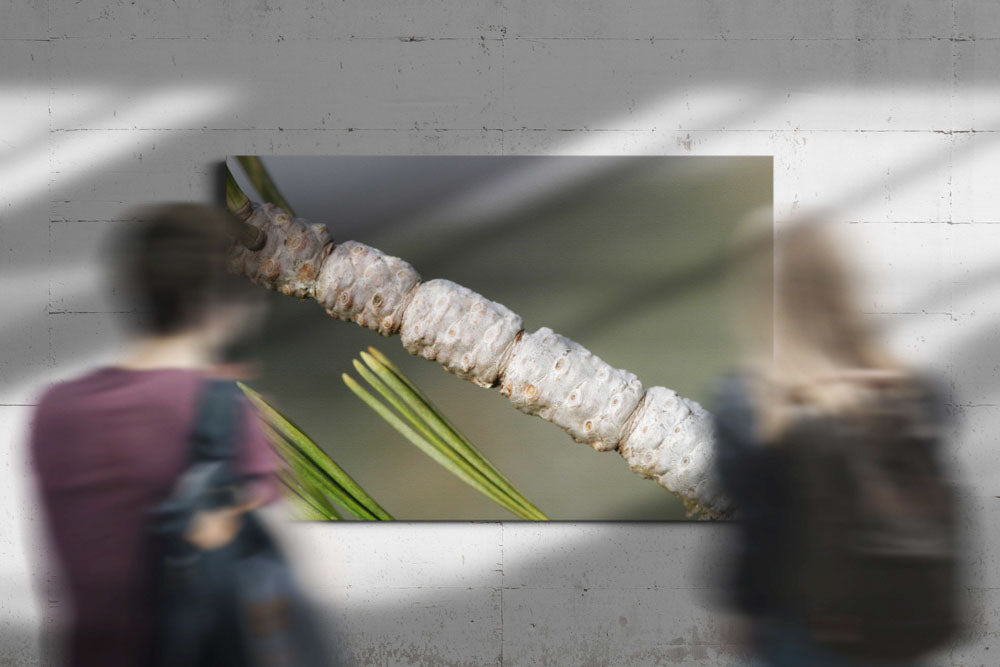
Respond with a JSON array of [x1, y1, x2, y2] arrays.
[[4, 15, 995, 661]]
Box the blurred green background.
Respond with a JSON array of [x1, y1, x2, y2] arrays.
[[225, 156, 771, 520]]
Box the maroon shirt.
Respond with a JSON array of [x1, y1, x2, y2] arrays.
[[29, 366, 279, 667]]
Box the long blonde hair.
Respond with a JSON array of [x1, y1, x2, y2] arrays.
[[729, 210, 912, 441]]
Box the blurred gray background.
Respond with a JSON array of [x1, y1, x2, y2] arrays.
[[228, 155, 772, 520]]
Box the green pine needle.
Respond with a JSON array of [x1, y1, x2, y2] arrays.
[[225, 167, 250, 214], [343, 349, 548, 520], [235, 155, 296, 216], [239, 382, 393, 521]]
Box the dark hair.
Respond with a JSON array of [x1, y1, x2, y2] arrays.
[[110, 202, 258, 335]]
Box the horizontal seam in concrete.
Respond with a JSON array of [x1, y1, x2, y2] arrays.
[[7, 36, 994, 43], [842, 220, 1000, 225], [46, 128, 998, 134], [329, 585, 718, 590], [50, 219, 1000, 225], [47, 310, 134, 315], [947, 403, 1000, 408]]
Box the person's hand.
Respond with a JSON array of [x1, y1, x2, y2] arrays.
[[184, 506, 243, 550]]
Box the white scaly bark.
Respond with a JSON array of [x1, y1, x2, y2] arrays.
[[228, 200, 732, 519]]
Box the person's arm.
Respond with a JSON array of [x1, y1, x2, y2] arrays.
[[235, 392, 281, 505], [184, 392, 281, 550]]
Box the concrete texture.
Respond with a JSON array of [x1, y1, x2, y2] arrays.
[[2, 1, 998, 664]]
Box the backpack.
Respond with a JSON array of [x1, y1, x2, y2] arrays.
[[779, 377, 962, 662], [148, 378, 334, 667]]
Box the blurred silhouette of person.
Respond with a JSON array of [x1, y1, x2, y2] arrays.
[[29, 203, 278, 666], [711, 211, 964, 666]]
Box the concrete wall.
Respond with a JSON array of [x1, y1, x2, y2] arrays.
[[2, 2, 997, 664]]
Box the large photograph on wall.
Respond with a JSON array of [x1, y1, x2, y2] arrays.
[[222, 155, 771, 520]]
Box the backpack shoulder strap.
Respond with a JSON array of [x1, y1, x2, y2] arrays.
[[189, 378, 244, 466], [150, 379, 245, 538]]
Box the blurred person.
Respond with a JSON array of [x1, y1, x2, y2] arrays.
[[29, 203, 278, 666], [710, 211, 964, 666]]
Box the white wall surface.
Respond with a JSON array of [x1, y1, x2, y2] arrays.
[[2, 2, 998, 664]]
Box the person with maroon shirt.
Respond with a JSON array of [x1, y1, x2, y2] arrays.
[[29, 203, 279, 666]]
